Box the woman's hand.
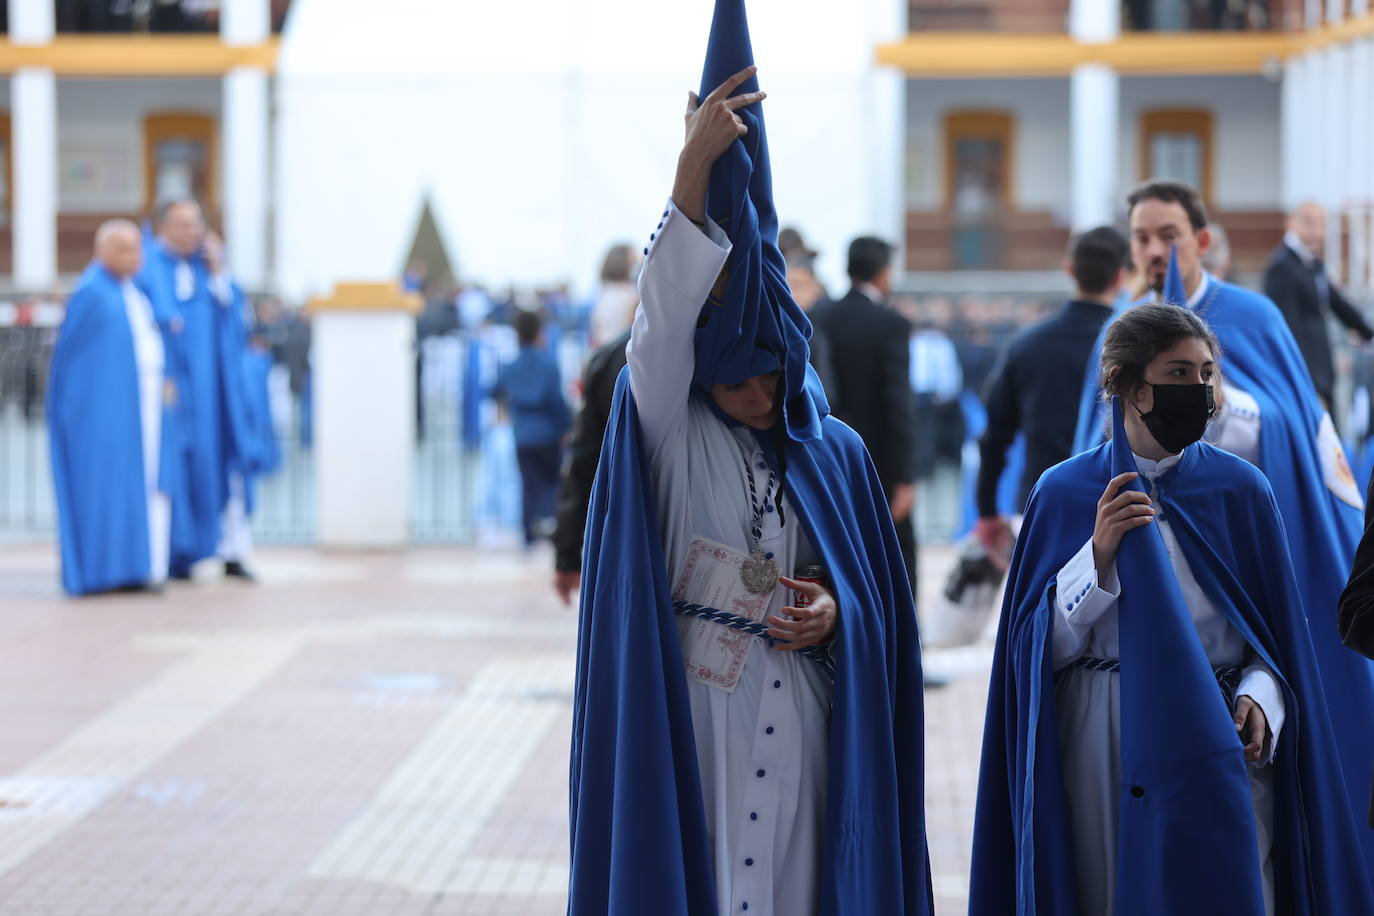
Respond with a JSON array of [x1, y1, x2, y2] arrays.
[[1233, 695, 1269, 763], [671, 66, 766, 224], [1091, 471, 1154, 578], [766, 576, 837, 650]]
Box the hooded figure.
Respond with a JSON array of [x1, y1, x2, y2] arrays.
[[566, 3, 932, 914], [973, 305, 1374, 915]]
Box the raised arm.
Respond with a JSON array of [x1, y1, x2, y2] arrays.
[[626, 66, 764, 457]]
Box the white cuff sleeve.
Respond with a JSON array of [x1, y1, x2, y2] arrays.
[[1051, 538, 1120, 669], [626, 200, 731, 454], [210, 272, 232, 305], [1237, 664, 1285, 765]]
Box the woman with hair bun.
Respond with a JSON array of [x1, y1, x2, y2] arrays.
[[971, 303, 1374, 915]]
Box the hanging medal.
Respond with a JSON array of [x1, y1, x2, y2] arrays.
[[740, 457, 781, 595]]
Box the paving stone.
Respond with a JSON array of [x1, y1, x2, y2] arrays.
[[0, 541, 985, 914]]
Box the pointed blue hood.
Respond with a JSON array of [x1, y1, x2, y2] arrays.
[[1163, 244, 1186, 306], [692, 0, 822, 441]]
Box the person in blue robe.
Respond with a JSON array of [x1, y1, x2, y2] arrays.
[[137, 198, 257, 580], [567, 4, 932, 913], [49, 220, 178, 595], [1071, 181, 1374, 872], [972, 303, 1374, 915]]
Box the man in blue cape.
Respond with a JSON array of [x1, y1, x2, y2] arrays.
[[1071, 180, 1374, 867], [139, 198, 257, 580], [567, 2, 931, 913], [48, 220, 181, 595], [971, 390, 1374, 914]]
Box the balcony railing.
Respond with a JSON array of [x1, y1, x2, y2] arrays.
[[54, 0, 292, 34], [906, 0, 1284, 32]]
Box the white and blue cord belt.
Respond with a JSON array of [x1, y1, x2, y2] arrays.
[[672, 600, 836, 679], [1069, 656, 1244, 708]]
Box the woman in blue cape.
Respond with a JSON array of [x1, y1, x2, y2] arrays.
[[970, 304, 1374, 915], [567, 52, 931, 916]]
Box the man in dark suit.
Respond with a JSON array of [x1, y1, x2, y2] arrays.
[[551, 329, 630, 605], [1263, 201, 1374, 414], [810, 236, 919, 593], [974, 227, 1128, 550], [1337, 472, 1374, 827]]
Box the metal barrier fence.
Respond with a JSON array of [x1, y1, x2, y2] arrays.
[[0, 312, 553, 547]]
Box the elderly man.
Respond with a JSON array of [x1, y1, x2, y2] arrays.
[[139, 198, 256, 581], [48, 220, 174, 595], [1264, 201, 1374, 414]]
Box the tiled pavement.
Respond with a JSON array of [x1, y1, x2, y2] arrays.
[[0, 542, 992, 915]]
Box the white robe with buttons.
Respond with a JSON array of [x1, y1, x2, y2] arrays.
[[628, 201, 830, 916], [1052, 451, 1285, 916]]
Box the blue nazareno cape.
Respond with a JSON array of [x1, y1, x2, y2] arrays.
[[48, 264, 158, 595], [971, 400, 1374, 914], [1071, 254, 1374, 874], [568, 1, 931, 911], [138, 239, 253, 570], [568, 371, 932, 914]]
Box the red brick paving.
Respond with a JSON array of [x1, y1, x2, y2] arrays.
[[0, 542, 987, 914]]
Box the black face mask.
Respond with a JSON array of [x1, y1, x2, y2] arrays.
[[1137, 383, 1215, 454]]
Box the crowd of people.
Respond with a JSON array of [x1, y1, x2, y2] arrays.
[[564, 1, 1374, 912], [47, 200, 277, 595]]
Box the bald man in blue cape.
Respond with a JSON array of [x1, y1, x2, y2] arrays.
[[1073, 182, 1374, 875], [567, 3, 931, 914], [48, 220, 182, 595]]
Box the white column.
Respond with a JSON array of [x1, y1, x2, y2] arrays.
[[1325, 46, 1347, 283], [866, 0, 906, 258], [220, 0, 271, 45], [8, 0, 53, 45], [1070, 65, 1120, 230], [222, 68, 270, 289], [12, 69, 57, 289], [1069, 0, 1120, 232], [1366, 38, 1374, 294], [313, 290, 417, 548], [1349, 40, 1371, 294], [220, 0, 271, 288], [1280, 56, 1302, 212]]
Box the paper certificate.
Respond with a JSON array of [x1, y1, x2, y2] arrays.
[[674, 536, 775, 692]]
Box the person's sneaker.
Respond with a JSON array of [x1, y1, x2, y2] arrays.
[[224, 561, 257, 582]]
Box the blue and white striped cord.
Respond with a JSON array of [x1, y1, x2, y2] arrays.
[[1071, 656, 1244, 708], [673, 600, 836, 679]]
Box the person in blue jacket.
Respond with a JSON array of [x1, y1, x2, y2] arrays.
[[491, 309, 570, 545], [971, 303, 1374, 915]]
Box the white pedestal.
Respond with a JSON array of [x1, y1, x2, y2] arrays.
[[313, 286, 418, 547]]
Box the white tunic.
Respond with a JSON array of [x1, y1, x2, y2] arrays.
[[628, 201, 831, 916], [121, 278, 170, 583], [1052, 451, 1285, 915]]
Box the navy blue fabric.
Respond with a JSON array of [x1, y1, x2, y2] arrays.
[[137, 240, 252, 568], [568, 369, 931, 914], [691, 0, 820, 444], [1071, 262, 1374, 876], [48, 264, 153, 594], [494, 345, 572, 448], [972, 400, 1374, 914]]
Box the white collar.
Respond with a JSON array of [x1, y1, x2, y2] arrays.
[[1132, 450, 1183, 480], [1149, 271, 1211, 309], [1284, 231, 1317, 267], [856, 282, 884, 305]]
